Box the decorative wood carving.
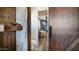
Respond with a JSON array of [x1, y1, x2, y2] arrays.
[[4, 23, 23, 32]]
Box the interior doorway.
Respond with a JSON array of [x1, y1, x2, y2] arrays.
[[27, 7, 49, 51]]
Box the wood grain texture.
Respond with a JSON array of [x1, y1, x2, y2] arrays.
[[0, 7, 16, 51], [27, 7, 31, 51], [49, 7, 79, 51]]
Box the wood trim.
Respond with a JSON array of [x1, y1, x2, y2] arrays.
[[27, 7, 31, 51]]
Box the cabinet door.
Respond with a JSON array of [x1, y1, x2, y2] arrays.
[[0, 7, 16, 51]]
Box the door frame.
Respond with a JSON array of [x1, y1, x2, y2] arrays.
[[27, 7, 31, 51]]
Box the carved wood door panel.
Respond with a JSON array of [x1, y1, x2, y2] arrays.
[[0, 7, 16, 51]]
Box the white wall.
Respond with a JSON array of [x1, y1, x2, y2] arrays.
[[16, 7, 28, 51], [31, 7, 48, 50]]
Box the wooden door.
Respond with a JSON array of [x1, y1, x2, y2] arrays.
[[0, 7, 16, 51], [49, 7, 79, 51]]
